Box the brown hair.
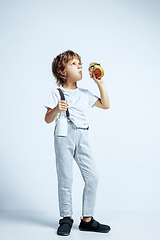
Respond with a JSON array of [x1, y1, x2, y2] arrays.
[[52, 50, 81, 86]]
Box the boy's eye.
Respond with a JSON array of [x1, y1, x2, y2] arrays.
[[71, 61, 82, 67]]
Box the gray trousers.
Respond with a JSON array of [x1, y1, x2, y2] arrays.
[[54, 120, 99, 217]]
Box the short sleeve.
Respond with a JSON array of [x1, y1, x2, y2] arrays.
[[44, 90, 59, 110], [87, 90, 99, 108]]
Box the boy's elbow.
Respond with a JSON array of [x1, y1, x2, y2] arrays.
[[45, 115, 55, 124], [103, 104, 110, 109], [45, 119, 48, 124], [44, 116, 50, 124]]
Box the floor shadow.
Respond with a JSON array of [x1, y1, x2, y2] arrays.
[[0, 211, 79, 230], [0, 212, 57, 229]]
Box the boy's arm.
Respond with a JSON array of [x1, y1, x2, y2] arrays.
[[45, 100, 69, 124], [93, 75, 110, 109], [45, 106, 59, 124]]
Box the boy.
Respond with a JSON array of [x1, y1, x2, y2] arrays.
[[44, 50, 110, 236]]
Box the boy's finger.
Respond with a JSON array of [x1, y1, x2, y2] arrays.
[[61, 102, 69, 106], [93, 74, 97, 79], [61, 100, 69, 105]]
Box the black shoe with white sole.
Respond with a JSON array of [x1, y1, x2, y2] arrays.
[[79, 217, 111, 233], [57, 217, 74, 236]]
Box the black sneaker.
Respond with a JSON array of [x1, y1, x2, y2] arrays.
[[57, 217, 74, 236], [79, 217, 111, 233]]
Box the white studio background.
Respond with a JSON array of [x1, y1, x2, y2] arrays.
[[0, 0, 160, 217]]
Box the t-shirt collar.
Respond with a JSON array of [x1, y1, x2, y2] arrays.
[[61, 86, 78, 91]]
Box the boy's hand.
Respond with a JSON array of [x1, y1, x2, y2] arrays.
[[56, 100, 69, 113], [93, 74, 104, 85]]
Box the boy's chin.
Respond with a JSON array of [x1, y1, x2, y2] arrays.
[[77, 77, 82, 81]]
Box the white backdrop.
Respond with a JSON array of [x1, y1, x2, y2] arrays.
[[0, 0, 160, 216]]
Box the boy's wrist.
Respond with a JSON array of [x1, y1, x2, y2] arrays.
[[97, 81, 105, 88], [55, 105, 60, 114]]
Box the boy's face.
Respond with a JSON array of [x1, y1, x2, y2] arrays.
[[65, 58, 82, 82]]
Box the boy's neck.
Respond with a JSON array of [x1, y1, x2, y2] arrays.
[[62, 83, 77, 90]]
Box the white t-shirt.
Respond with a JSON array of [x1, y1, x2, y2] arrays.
[[44, 86, 99, 128]]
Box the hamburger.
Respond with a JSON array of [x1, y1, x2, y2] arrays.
[[88, 62, 104, 80]]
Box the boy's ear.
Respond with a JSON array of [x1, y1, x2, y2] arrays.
[[61, 69, 67, 76]]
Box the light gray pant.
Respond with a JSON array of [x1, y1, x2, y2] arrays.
[[54, 120, 99, 217]]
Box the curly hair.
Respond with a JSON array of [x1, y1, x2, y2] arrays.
[[52, 50, 81, 86]]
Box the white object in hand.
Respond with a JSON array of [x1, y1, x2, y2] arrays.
[[56, 113, 68, 137]]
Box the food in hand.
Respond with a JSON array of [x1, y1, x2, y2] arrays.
[[88, 62, 104, 79]]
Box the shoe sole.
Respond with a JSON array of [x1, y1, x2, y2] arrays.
[[57, 231, 70, 236], [79, 227, 111, 233]]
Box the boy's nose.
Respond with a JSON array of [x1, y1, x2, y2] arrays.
[[78, 64, 82, 69]]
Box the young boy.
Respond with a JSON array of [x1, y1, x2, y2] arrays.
[[44, 50, 110, 236]]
